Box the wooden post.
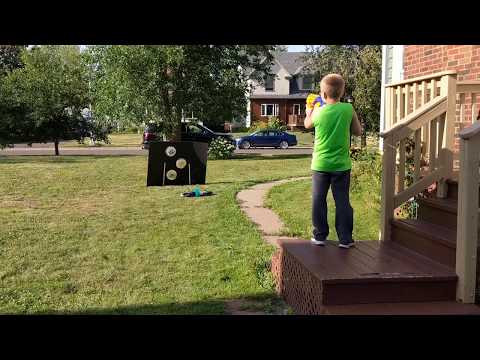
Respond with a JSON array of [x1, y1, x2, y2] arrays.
[[385, 87, 391, 131], [437, 74, 457, 197], [414, 129, 421, 181], [380, 135, 396, 242], [456, 135, 480, 303], [398, 86, 405, 121], [398, 139, 406, 193], [389, 87, 396, 128]]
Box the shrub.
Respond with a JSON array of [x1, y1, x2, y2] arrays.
[[208, 137, 235, 160], [267, 116, 287, 131], [250, 117, 287, 132], [249, 121, 268, 132], [350, 148, 382, 206]]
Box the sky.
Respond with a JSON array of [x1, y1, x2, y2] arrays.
[[287, 45, 308, 52], [80, 45, 310, 52]]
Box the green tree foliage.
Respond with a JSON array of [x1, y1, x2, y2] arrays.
[[303, 45, 382, 147], [85, 45, 276, 140], [0, 46, 110, 154], [0, 45, 26, 75]]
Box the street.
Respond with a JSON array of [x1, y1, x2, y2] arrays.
[[0, 146, 312, 157]]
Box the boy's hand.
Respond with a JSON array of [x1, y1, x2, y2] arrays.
[[304, 107, 314, 129]]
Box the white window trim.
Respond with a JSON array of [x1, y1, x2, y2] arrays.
[[261, 104, 279, 117]]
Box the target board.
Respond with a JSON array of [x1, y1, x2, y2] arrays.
[[147, 141, 208, 186]]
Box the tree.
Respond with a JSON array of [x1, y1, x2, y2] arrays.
[[86, 45, 276, 140], [0, 45, 26, 75], [352, 46, 382, 147], [303, 45, 382, 147], [0, 45, 109, 154]]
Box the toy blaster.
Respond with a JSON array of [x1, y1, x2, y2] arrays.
[[306, 93, 325, 110]]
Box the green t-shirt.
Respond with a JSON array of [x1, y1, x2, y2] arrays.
[[311, 102, 353, 172]]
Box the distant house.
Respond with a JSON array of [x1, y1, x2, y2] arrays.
[[246, 52, 315, 130]]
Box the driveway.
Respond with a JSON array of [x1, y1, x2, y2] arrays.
[[1, 146, 312, 157]]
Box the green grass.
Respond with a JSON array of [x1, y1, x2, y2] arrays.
[[63, 133, 143, 147], [0, 154, 312, 314], [265, 154, 382, 241]]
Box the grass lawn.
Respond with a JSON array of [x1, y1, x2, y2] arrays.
[[265, 154, 382, 241], [0, 154, 312, 314], [62, 133, 143, 147]]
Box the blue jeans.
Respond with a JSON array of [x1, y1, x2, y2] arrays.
[[312, 170, 353, 245]]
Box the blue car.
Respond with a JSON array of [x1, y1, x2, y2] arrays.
[[236, 130, 297, 149]]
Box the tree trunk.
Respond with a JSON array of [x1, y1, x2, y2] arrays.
[[54, 140, 59, 156], [361, 132, 367, 148], [171, 117, 182, 141], [360, 118, 367, 148]]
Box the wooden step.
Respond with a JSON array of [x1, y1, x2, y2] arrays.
[[391, 219, 456, 267], [417, 197, 458, 230], [322, 301, 480, 315], [417, 196, 480, 233], [446, 177, 480, 204], [271, 239, 457, 314]]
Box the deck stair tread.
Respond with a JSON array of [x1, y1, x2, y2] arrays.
[[391, 218, 457, 249], [279, 239, 457, 284]]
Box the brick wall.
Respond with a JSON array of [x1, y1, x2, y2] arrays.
[[250, 99, 305, 125], [404, 45, 480, 159]]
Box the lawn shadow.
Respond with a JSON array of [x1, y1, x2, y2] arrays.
[[28, 294, 289, 315], [0, 155, 144, 164]]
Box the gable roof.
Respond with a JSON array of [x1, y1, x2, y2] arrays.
[[274, 52, 308, 76]]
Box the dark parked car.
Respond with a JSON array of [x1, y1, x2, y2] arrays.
[[236, 130, 297, 149], [143, 122, 236, 149]]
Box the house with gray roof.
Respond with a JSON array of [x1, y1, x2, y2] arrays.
[[245, 51, 315, 129]]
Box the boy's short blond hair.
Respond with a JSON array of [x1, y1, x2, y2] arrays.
[[320, 74, 345, 100]]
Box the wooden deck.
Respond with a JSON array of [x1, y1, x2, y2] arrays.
[[271, 239, 460, 314], [322, 301, 480, 315]]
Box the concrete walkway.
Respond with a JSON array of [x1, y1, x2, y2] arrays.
[[226, 177, 309, 315], [236, 177, 310, 247]]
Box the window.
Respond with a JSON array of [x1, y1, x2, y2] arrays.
[[261, 104, 279, 117], [252, 131, 265, 137], [265, 75, 275, 91], [293, 104, 301, 115], [267, 131, 277, 136], [187, 124, 203, 134], [301, 75, 314, 90]]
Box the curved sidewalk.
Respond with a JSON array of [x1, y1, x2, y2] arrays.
[[236, 177, 309, 247]]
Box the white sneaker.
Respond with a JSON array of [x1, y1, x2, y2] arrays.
[[338, 242, 355, 249], [311, 238, 325, 246]]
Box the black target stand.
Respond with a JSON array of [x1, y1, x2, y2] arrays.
[[146, 141, 208, 186]]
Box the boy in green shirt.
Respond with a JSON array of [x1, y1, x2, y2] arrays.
[[304, 74, 362, 248]]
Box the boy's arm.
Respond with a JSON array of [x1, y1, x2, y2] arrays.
[[351, 110, 362, 136], [304, 107, 314, 129]]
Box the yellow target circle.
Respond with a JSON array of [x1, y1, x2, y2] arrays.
[[166, 169, 177, 180], [176, 158, 187, 169]]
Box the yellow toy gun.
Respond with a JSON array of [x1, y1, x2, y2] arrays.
[[306, 93, 325, 110]]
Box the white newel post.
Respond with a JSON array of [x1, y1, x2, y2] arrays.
[[456, 133, 480, 303]]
